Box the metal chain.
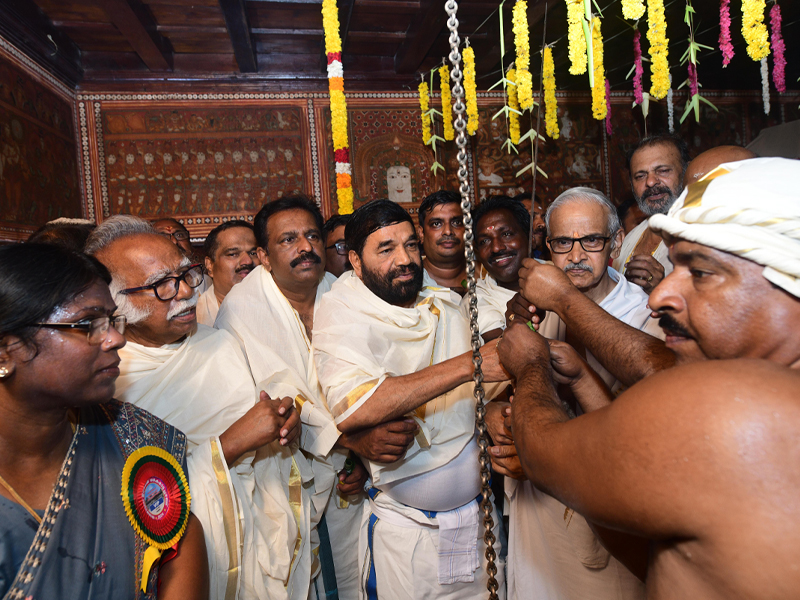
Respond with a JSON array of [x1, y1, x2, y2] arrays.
[[444, 2, 499, 598]]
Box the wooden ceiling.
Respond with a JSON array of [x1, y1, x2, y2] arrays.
[[1, 0, 798, 93]]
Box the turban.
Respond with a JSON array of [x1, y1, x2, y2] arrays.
[[649, 157, 800, 298]]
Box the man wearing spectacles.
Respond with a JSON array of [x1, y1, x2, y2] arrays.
[[323, 214, 352, 278], [86, 215, 311, 600], [152, 218, 195, 257], [492, 188, 662, 600]]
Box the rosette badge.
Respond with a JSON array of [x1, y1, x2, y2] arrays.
[[121, 446, 191, 592]]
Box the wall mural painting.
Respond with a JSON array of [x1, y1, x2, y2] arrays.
[[0, 54, 81, 233], [100, 104, 311, 228]]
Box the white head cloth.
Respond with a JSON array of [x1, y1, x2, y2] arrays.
[[649, 157, 800, 298]]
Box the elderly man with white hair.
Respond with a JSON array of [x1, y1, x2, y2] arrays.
[[492, 187, 661, 600], [85, 216, 320, 600], [501, 158, 800, 599]]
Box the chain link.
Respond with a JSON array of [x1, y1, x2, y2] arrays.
[[444, 2, 499, 598]]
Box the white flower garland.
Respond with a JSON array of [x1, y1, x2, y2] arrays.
[[760, 57, 770, 114], [667, 74, 674, 133]]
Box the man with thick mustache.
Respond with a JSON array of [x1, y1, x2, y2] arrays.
[[312, 200, 509, 599], [86, 216, 313, 600], [613, 134, 691, 294], [469, 195, 531, 342], [499, 157, 800, 600], [216, 196, 415, 600], [196, 219, 260, 325], [493, 188, 663, 600], [418, 191, 467, 295]]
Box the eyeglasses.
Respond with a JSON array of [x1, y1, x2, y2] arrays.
[[120, 264, 204, 301], [160, 230, 190, 242], [37, 315, 127, 346], [326, 241, 347, 256], [547, 235, 611, 254]]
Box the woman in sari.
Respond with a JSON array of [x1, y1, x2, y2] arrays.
[[0, 243, 208, 599]]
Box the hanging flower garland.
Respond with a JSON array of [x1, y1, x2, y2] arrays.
[[633, 30, 644, 105], [667, 74, 674, 133], [543, 46, 559, 139], [439, 65, 454, 141], [719, 0, 734, 67], [463, 45, 479, 135], [507, 68, 521, 145], [761, 57, 770, 114], [322, 0, 352, 214], [622, 0, 645, 20], [769, 3, 786, 93], [646, 0, 670, 99], [419, 81, 432, 145], [591, 17, 606, 121], [604, 79, 612, 136], [513, 0, 534, 110], [565, 0, 587, 75], [742, 0, 770, 61]]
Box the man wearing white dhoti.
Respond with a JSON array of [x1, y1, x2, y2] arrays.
[[313, 200, 509, 600], [216, 196, 388, 600], [494, 188, 660, 600], [196, 220, 259, 326], [86, 216, 318, 600], [468, 196, 533, 341]]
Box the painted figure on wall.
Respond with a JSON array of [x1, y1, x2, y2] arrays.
[[387, 165, 412, 203]]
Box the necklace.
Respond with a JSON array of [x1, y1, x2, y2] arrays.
[[0, 419, 76, 525]]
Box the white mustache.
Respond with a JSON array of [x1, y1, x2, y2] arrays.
[[564, 262, 594, 273], [166, 295, 198, 320]]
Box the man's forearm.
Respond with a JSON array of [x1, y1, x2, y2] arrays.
[[557, 289, 675, 386], [337, 353, 472, 433], [571, 365, 614, 413]]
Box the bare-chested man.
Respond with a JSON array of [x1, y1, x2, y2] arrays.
[[499, 157, 800, 599]]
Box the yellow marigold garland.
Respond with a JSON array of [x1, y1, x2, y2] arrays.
[[322, 0, 352, 214], [463, 46, 479, 135], [742, 0, 770, 60], [590, 17, 606, 120], [543, 46, 559, 139], [646, 0, 670, 100], [621, 0, 646, 20], [565, 0, 587, 75], [419, 81, 432, 145], [439, 65, 454, 141], [513, 1, 534, 110], [507, 68, 521, 145]]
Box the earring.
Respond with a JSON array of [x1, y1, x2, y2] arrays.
[[0, 366, 9, 378]]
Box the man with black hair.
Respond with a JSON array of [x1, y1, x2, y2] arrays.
[[217, 196, 414, 600], [417, 190, 467, 295], [197, 220, 260, 326], [468, 195, 532, 342], [323, 214, 352, 278], [613, 134, 691, 293], [313, 199, 509, 600], [511, 193, 547, 259]]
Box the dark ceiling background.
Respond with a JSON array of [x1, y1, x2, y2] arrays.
[[0, 0, 797, 94]]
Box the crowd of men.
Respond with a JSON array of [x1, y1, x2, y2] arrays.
[[6, 134, 800, 600]]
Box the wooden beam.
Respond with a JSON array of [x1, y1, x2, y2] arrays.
[[0, 0, 83, 85], [394, 0, 450, 75], [254, 28, 323, 36], [218, 0, 258, 72], [102, 0, 173, 71]]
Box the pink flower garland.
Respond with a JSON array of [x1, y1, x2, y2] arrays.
[[719, 0, 734, 67], [605, 79, 612, 136], [633, 30, 644, 105], [687, 62, 699, 97], [770, 3, 786, 93]]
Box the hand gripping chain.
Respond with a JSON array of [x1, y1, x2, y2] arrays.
[[444, 2, 499, 598]]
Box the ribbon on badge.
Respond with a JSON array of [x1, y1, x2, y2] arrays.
[[121, 446, 191, 592]]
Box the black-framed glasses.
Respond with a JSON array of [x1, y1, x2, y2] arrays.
[[326, 241, 347, 256], [547, 235, 611, 254], [120, 264, 204, 301], [160, 230, 190, 242], [37, 315, 127, 346]]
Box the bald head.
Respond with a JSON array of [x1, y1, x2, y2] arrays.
[[683, 146, 757, 186]]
